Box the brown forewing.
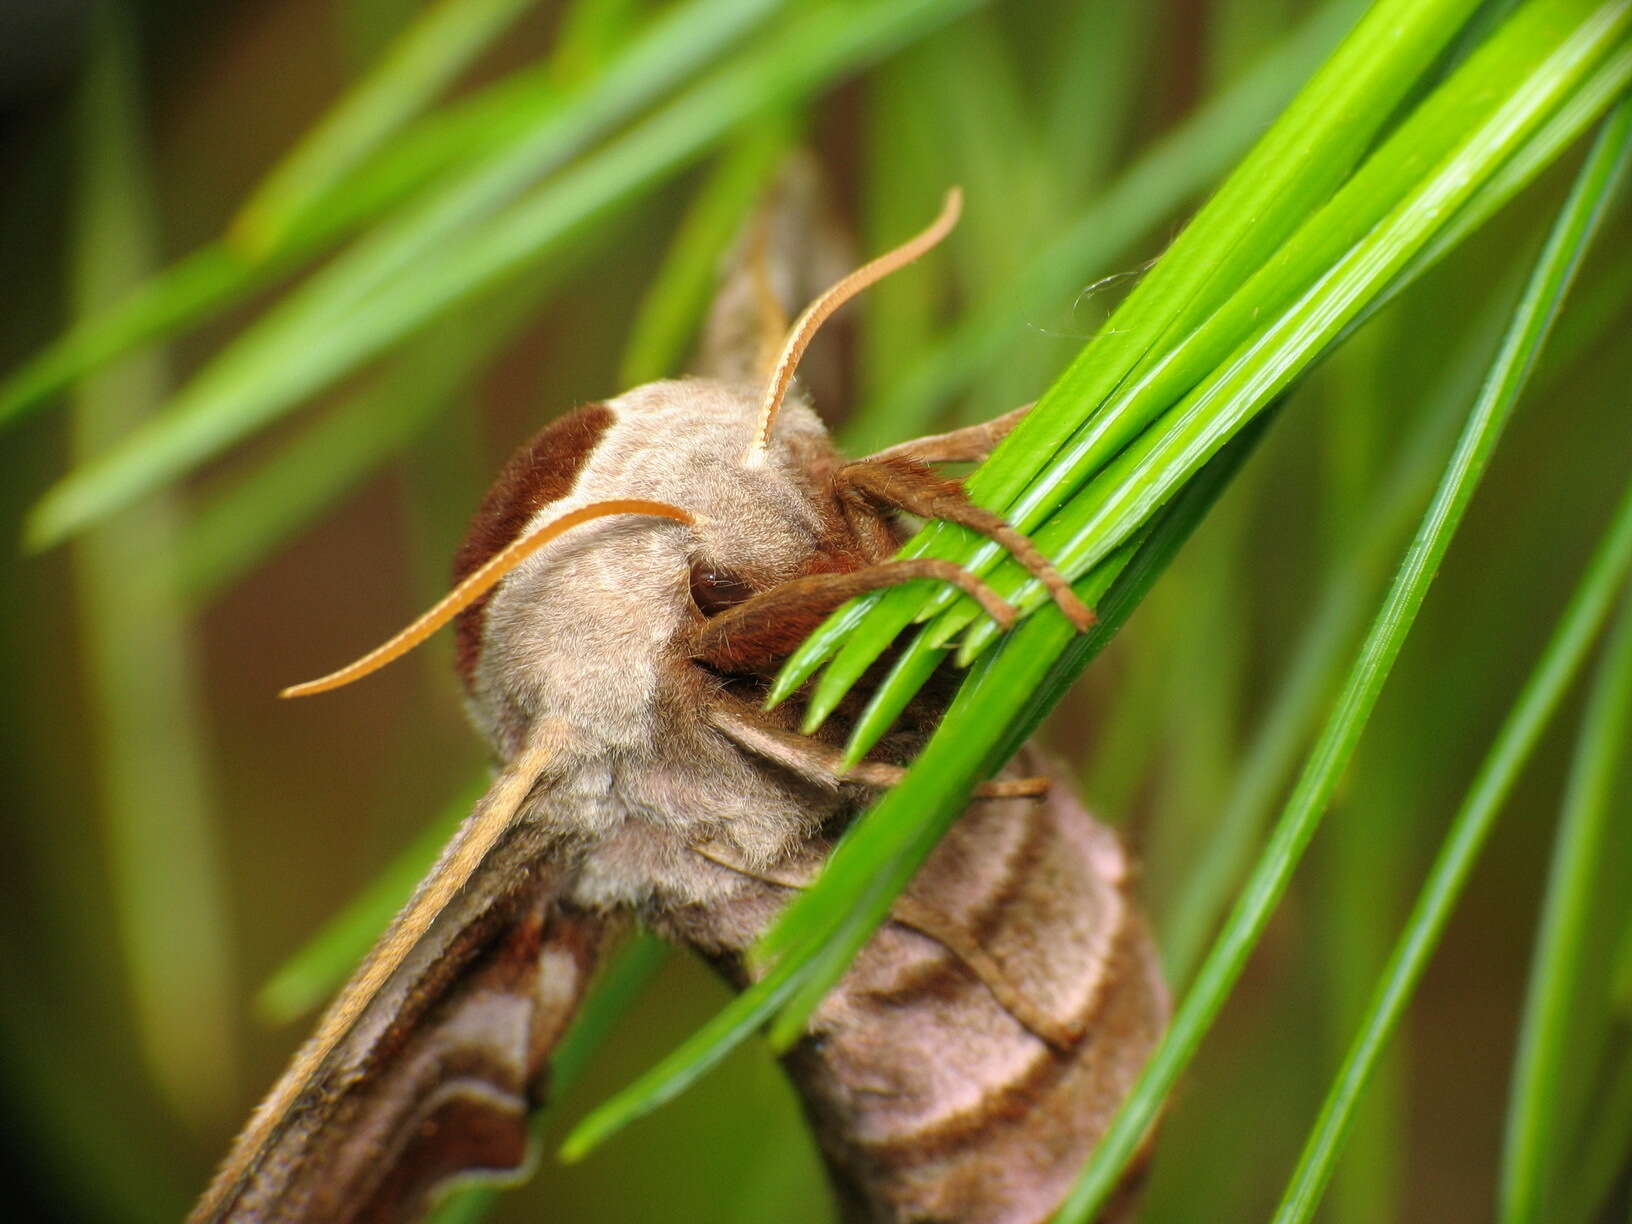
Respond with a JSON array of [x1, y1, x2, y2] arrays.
[[192, 832, 611, 1224]]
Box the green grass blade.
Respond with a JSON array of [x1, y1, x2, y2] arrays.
[[617, 114, 794, 386], [781, 0, 1567, 726], [943, 0, 1632, 661], [0, 244, 259, 426], [557, 943, 818, 1162], [764, 592, 879, 708], [1278, 342, 1632, 1223], [845, 0, 1366, 454], [1502, 228, 1632, 1224], [1272, 472, 1632, 1224], [0, 0, 771, 428], [24, 0, 977, 552], [964, 0, 1486, 516], [259, 0, 784, 324], [232, 0, 542, 251], [854, 47, 951, 409], [1262, 110, 1632, 1223], [1158, 295, 1507, 982], [69, 1, 239, 1126], [832, 0, 1632, 734], [1500, 585, 1632, 1224], [546, 0, 647, 88], [1283, 493, 1632, 1224], [1553, 1039, 1632, 1223], [1041, 0, 1153, 203], [1055, 82, 1629, 1224], [177, 217, 620, 602]]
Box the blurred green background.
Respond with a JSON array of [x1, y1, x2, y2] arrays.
[[1, 0, 1629, 1221]]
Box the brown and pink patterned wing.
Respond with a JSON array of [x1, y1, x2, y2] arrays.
[[191, 828, 609, 1224]]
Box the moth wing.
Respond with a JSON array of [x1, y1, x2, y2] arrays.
[[193, 758, 609, 1224]]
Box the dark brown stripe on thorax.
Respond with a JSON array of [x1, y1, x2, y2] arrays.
[[452, 403, 613, 685]]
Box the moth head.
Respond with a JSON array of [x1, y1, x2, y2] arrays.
[[279, 190, 962, 756]]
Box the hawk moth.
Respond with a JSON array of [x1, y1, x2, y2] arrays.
[[192, 159, 1168, 1224]]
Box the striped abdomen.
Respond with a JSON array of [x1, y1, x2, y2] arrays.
[[666, 754, 1168, 1224]]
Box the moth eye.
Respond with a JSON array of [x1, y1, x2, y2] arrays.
[[689, 565, 756, 617]]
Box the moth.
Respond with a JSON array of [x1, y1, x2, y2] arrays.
[[193, 160, 1168, 1224]]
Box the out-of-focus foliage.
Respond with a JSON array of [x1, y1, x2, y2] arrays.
[[0, 1, 1628, 1222]]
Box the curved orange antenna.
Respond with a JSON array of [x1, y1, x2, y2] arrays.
[[281, 499, 695, 699], [743, 187, 963, 465]]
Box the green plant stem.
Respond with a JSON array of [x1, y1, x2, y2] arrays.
[[1500, 581, 1632, 1224], [1056, 77, 1630, 1224], [1273, 467, 1632, 1223], [1158, 286, 1513, 982], [1501, 176, 1632, 1214], [774, 0, 1630, 732]]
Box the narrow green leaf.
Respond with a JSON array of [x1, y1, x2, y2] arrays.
[[1510, 588, 1632, 1224], [558, 943, 817, 1162], [1272, 474, 1632, 1224], [965, 0, 1487, 520], [233, 0, 542, 250], [1552, 1039, 1632, 1223], [1056, 79, 1629, 1224], [0, 0, 778, 427], [1159, 294, 1506, 982], [69, 0, 239, 1126], [845, 0, 1366, 454], [763, 426, 1264, 1044], [951, 0, 1632, 656], [25, 0, 978, 551], [1042, 0, 1153, 202], [898, 0, 1632, 685], [546, 0, 647, 88], [781, 0, 1508, 723], [854, 48, 949, 409], [178, 217, 622, 602], [0, 244, 258, 426], [1503, 267, 1632, 1224]]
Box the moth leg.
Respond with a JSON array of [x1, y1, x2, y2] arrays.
[[690, 822, 1080, 1050], [861, 402, 1030, 465], [707, 703, 1048, 799], [691, 558, 1017, 674], [835, 456, 1096, 631]]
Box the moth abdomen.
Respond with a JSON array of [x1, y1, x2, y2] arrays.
[[674, 756, 1167, 1224]]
